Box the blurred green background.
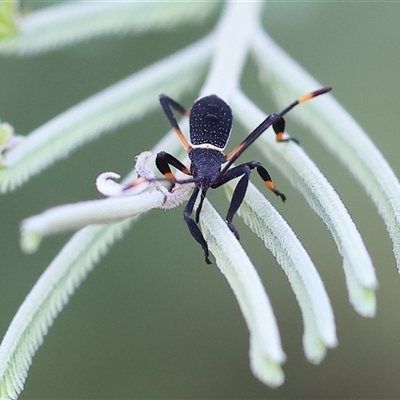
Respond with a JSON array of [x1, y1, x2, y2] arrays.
[[1, 2, 400, 399]]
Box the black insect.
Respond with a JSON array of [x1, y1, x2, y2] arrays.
[[127, 88, 331, 264]]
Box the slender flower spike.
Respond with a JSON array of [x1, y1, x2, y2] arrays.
[[96, 152, 156, 197], [96, 172, 126, 197], [21, 151, 193, 254]]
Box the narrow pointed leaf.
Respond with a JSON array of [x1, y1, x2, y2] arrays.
[[200, 1, 262, 97], [0, 2, 218, 54], [252, 26, 400, 271], [231, 89, 377, 317], [199, 199, 286, 387], [0, 35, 212, 193], [4, 127, 192, 398], [225, 181, 337, 363], [0, 220, 133, 400]]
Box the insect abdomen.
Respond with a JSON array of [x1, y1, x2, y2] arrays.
[[189, 95, 233, 150]]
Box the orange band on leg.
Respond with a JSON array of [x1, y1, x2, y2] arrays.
[[276, 131, 284, 142], [164, 172, 175, 182], [266, 180, 276, 191], [298, 93, 314, 103]]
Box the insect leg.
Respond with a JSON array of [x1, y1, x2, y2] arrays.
[[195, 187, 208, 224], [223, 88, 331, 173], [183, 186, 211, 264], [216, 161, 285, 201], [272, 116, 299, 144], [156, 151, 191, 190], [213, 161, 285, 238], [254, 162, 286, 202], [212, 164, 251, 239], [159, 94, 192, 152], [159, 94, 190, 117]]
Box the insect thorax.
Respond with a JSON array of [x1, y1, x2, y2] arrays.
[[188, 148, 225, 182]]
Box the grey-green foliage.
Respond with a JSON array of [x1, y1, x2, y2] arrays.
[[0, 1, 398, 399]]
